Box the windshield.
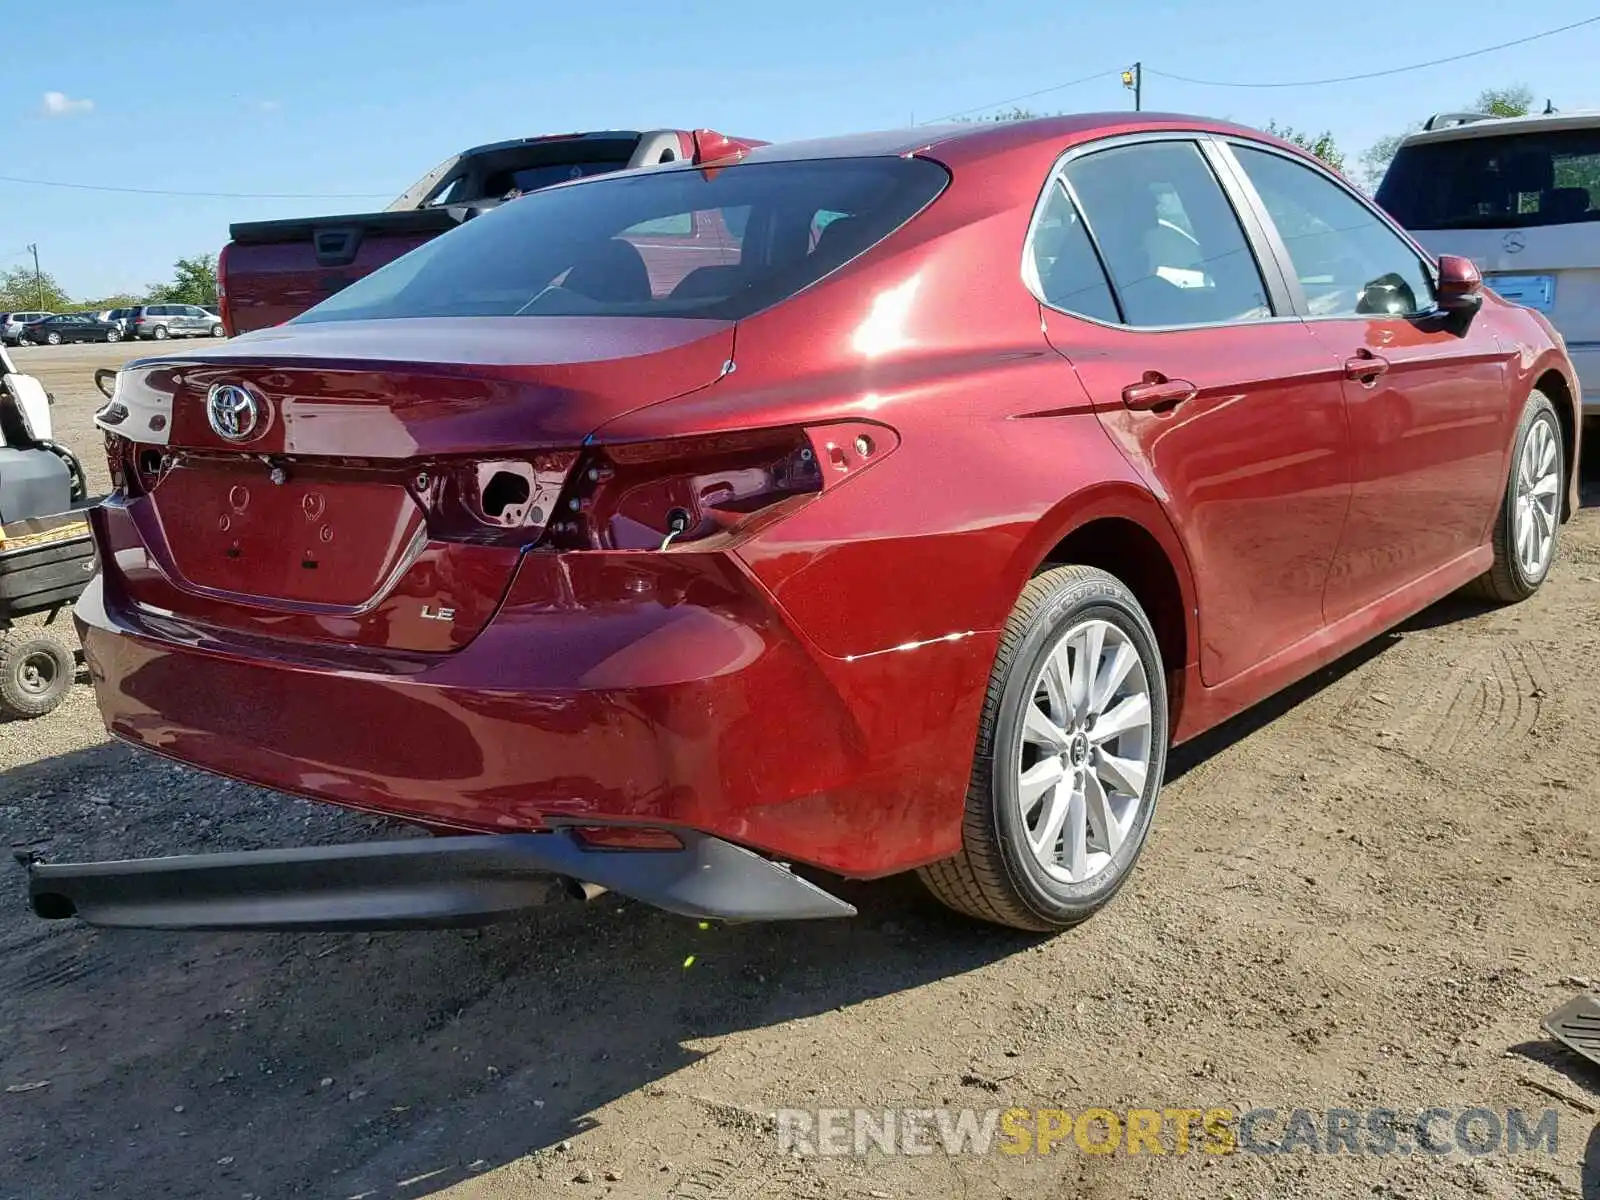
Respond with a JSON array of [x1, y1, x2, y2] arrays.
[[295, 157, 949, 325], [1378, 129, 1600, 230]]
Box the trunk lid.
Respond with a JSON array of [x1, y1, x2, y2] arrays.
[[106, 317, 732, 652]]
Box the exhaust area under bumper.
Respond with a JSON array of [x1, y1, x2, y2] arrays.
[[19, 829, 857, 931]]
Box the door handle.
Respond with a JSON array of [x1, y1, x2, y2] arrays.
[[1343, 350, 1390, 382], [1122, 373, 1197, 412]]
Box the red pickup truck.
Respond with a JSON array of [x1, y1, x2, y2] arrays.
[[217, 128, 763, 336]]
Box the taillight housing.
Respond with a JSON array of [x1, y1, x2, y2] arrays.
[[421, 452, 579, 545], [543, 421, 895, 551]]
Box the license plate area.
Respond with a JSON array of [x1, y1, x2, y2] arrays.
[[1485, 272, 1556, 312], [143, 458, 424, 609]]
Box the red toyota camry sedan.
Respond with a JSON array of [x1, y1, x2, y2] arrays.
[[32, 114, 1580, 934]]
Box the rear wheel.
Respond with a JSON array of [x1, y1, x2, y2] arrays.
[[0, 630, 75, 718], [151, 325, 169, 340], [44, 331, 61, 346], [919, 565, 1168, 931], [1467, 390, 1563, 603]]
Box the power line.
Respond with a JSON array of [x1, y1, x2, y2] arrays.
[[1145, 16, 1600, 89], [921, 67, 1123, 124], [0, 174, 394, 200]]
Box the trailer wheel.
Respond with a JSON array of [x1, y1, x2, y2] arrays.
[[0, 630, 75, 718]]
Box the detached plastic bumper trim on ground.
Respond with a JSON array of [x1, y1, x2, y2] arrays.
[[21, 828, 858, 931]]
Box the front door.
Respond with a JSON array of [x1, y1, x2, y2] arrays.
[[1222, 142, 1513, 620], [1035, 137, 1354, 686]]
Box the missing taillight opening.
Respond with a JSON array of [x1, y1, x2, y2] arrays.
[[545, 424, 903, 552]]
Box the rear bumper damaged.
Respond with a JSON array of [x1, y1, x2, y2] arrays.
[[20, 828, 856, 931]]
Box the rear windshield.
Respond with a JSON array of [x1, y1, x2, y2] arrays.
[[1378, 129, 1600, 229], [294, 157, 949, 325]]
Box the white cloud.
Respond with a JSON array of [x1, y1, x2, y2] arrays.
[[40, 91, 93, 118]]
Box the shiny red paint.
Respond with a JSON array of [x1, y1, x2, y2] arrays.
[[78, 114, 1583, 879]]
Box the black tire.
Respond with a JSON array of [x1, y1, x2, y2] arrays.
[[0, 630, 75, 718], [1466, 390, 1563, 604], [918, 565, 1169, 931], [44, 331, 61, 346], [151, 325, 169, 341]]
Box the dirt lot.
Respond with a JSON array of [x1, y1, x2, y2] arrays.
[[3, 340, 1599, 1200]]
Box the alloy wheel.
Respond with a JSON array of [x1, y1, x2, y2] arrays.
[[1514, 415, 1560, 580], [1016, 617, 1154, 884]]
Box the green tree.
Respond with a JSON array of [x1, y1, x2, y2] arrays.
[[146, 253, 218, 306], [77, 292, 143, 311], [1474, 85, 1534, 118], [1265, 121, 1345, 172], [0, 265, 71, 311]]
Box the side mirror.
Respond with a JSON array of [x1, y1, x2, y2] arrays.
[[1436, 254, 1483, 316]]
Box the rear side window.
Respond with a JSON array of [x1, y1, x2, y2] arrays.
[[1378, 128, 1600, 230], [1064, 141, 1272, 328], [1025, 180, 1120, 323], [1234, 145, 1435, 318], [297, 157, 950, 324]]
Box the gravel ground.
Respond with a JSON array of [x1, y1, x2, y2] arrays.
[[2, 340, 1599, 1200]]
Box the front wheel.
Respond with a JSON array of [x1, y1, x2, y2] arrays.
[[1467, 390, 1564, 603], [105, 329, 120, 343], [210, 323, 226, 338], [919, 565, 1168, 931], [150, 325, 169, 340]]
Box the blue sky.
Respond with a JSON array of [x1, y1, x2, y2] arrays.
[[6, 0, 1600, 300]]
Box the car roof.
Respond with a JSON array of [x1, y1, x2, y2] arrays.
[[731, 112, 1297, 167], [1400, 109, 1600, 147]]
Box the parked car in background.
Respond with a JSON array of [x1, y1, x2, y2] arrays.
[[1377, 109, 1600, 417], [126, 303, 226, 340], [19, 312, 123, 345], [217, 127, 765, 335], [93, 310, 132, 339], [1, 311, 54, 345], [30, 116, 1580, 937]]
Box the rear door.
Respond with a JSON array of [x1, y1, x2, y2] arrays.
[[1225, 140, 1513, 621], [1034, 135, 1354, 686]]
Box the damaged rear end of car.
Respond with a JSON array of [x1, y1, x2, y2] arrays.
[[32, 147, 957, 931]]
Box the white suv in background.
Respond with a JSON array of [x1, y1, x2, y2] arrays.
[[1377, 110, 1600, 416], [1, 311, 55, 346]]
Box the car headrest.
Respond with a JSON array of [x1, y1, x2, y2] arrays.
[[1543, 186, 1591, 221], [1503, 151, 1554, 195], [563, 238, 652, 303]]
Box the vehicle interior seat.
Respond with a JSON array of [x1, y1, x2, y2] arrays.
[[668, 265, 747, 301], [1542, 186, 1592, 221], [562, 238, 653, 303]]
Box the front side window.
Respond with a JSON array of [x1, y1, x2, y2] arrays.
[[1232, 144, 1435, 318], [299, 157, 949, 324], [1064, 140, 1272, 328]]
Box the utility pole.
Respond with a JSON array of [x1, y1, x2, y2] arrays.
[[26, 243, 43, 309], [1122, 62, 1142, 112]]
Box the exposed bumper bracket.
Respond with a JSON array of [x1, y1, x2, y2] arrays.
[[20, 830, 856, 931]]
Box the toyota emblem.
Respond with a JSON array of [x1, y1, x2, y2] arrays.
[[1502, 231, 1526, 254], [206, 384, 260, 442]]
